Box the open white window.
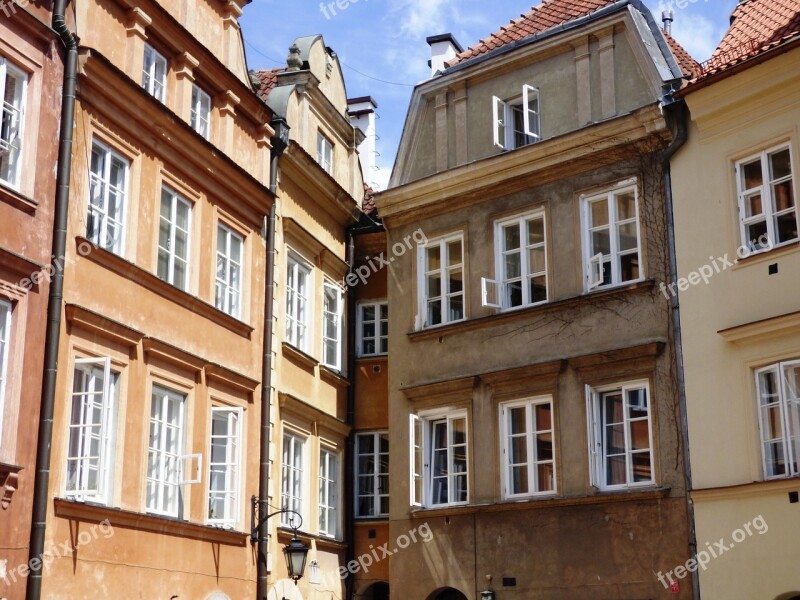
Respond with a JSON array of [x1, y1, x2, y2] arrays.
[[587, 381, 654, 490], [281, 431, 306, 528], [410, 410, 469, 507], [484, 210, 548, 310], [755, 360, 800, 479], [417, 234, 465, 328], [0, 57, 27, 189], [191, 84, 211, 140], [142, 44, 167, 102], [158, 186, 192, 291], [208, 407, 242, 527], [500, 397, 555, 498], [581, 183, 642, 291], [355, 431, 389, 517], [147, 386, 196, 517], [492, 84, 540, 150], [88, 139, 128, 256], [736, 145, 797, 252], [65, 357, 119, 504], [322, 281, 344, 371], [318, 448, 340, 538], [0, 300, 10, 448], [286, 252, 312, 352], [317, 131, 333, 174], [215, 224, 243, 318], [357, 301, 388, 356]]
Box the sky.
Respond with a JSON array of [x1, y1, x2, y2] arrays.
[[240, 0, 738, 190]]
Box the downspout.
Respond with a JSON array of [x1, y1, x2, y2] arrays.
[[344, 230, 357, 600], [27, 1, 77, 599], [257, 117, 288, 600], [660, 100, 699, 600]]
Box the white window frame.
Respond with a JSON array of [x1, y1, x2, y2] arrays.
[[147, 386, 198, 517], [755, 360, 800, 479], [586, 380, 654, 490], [190, 84, 211, 140], [281, 431, 307, 528], [285, 252, 312, 353], [580, 181, 643, 292], [735, 144, 797, 253], [417, 234, 465, 329], [215, 223, 244, 319], [492, 84, 540, 151], [0, 300, 10, 447], [355, 431, 389, 518], [356, 301, 388, 357], [158, 186, 192, 291], [88, 139, 129, 256], [410, 409, 469, 508], [318, 447, 340, 538], [499, 397, 556, 499], [322, 280, 344, 371], [207, 406, 242, 528], [316, 131, 333, 175], [142, 43, 167, 102], [64, 357, 118, 504], [0, 58, 27, 190], [483, 210, 548, 311]]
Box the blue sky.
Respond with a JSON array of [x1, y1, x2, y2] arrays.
[[240, 0, 737, 189]]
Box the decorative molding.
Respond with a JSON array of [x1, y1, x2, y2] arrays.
[[480, 359, 566, 401], [0, 463, 22, 510], [205, 363, 260, 397], [401, 375, 477, 404], [174, 51, 199, 81], [65, 304, 145, 348], [143, 338, 205, 374], [278, 392, 351, 438], [691, 477, 800, 501], [281, 341, 318, 371], [216, 89, 241, 117], [718, 310, 800, 344], [125, 7, 151, 40], [319, 364, 350, 389]]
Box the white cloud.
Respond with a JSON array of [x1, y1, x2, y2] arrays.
[[389, 0, 455, 39], [670, 13, 725, 61]]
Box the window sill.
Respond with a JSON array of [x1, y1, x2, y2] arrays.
[[53, 497, 248, 546], [408, 486, 670, 518], [276, 526, 346, 550], [731, 240, 799, 270], [281, 341, 318, 370], [408, 280, 655, 342], [77, 237, 254, 338], [354, 515, 390, 522], [0, 181, 38, 214], [356, 354, 388, 361], [320, 363, 350, 388]]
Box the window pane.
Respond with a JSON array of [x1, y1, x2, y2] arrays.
[[742, 159, 762, 190], [533, 403, 551, 431], [631, 451, 652, 482], [505, 252, 521, 279], [426, 246, 440, 271], [620, 254, 639, 282], [528, 218, 544, 245], [503, 224, 520, 251], [769, 149, 792, 181], [447, 240, 462, 265], [745, 193, 763, 218], [591, 230, 611, 255], [618, 222, 638, 252], [509, 406, 526, 435], [616, 192, 636, 220], [590, 199, 608, 227]]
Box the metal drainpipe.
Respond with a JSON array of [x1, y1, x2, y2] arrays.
[[660, 100, 699, 600], [344, 230, 357, 600], [26, 1, 77, 598], [257, 119, 287, 600]]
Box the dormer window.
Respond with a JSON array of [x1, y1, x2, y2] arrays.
[[493, 85, 540, 150]]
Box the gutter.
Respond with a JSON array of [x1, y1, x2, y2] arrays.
[[256, 117, 288, 600], [344, 230, 357, 600], [26, 1, 78, 598], [660, 101, 699, 600]]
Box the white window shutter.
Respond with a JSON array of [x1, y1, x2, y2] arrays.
[[481, 277, 502, 309], [180, 453, 203, 485], [410, 414, 420, 506], [492, 96, 507, 149], [587, 253, 604, 291], [585, 386, 600, 488], [522, 84, 540, 139]]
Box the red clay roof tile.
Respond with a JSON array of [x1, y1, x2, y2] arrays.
[[253, 68, 286, 102]]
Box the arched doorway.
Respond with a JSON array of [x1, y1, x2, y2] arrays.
[[360, 581, 390, 600], [427, 588, 468, 600]]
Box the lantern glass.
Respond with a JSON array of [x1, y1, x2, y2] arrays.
[[283, 536, 309, 581]]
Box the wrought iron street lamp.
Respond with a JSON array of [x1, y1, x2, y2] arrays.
[[251, 495, 310, 583]]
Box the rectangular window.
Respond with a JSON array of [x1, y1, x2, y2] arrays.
[[208, 407, 242, 527], [281, 432, 305, 527], [88, 140, 128, 256], [410, 412, 468, 507], [500, 398, 555, 498], [357, 302, 388, 356], [142, 44, 167, 102], [286, 254, 311, 352], [65, 357, 118, 504], [147, 386, 186, 517], [157, 187, 191, 291], [493, 84, 540, 150], [318, 449, 339, 537], [0, 300, 10, 446], [0, 58, 27, 189], [736, 146, 797, 251], [316, 131, 333, 174], [215, 224, 243, 318], [755, 361, 800, 479], [587, 382, 653, 489], [323, 282, 344, 370], [485, 211, 547, 310], [418, 235, 464, 328], [355, 432, 389, 517], [191, 84, 211, 140], [582, 184, 641, 291]]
